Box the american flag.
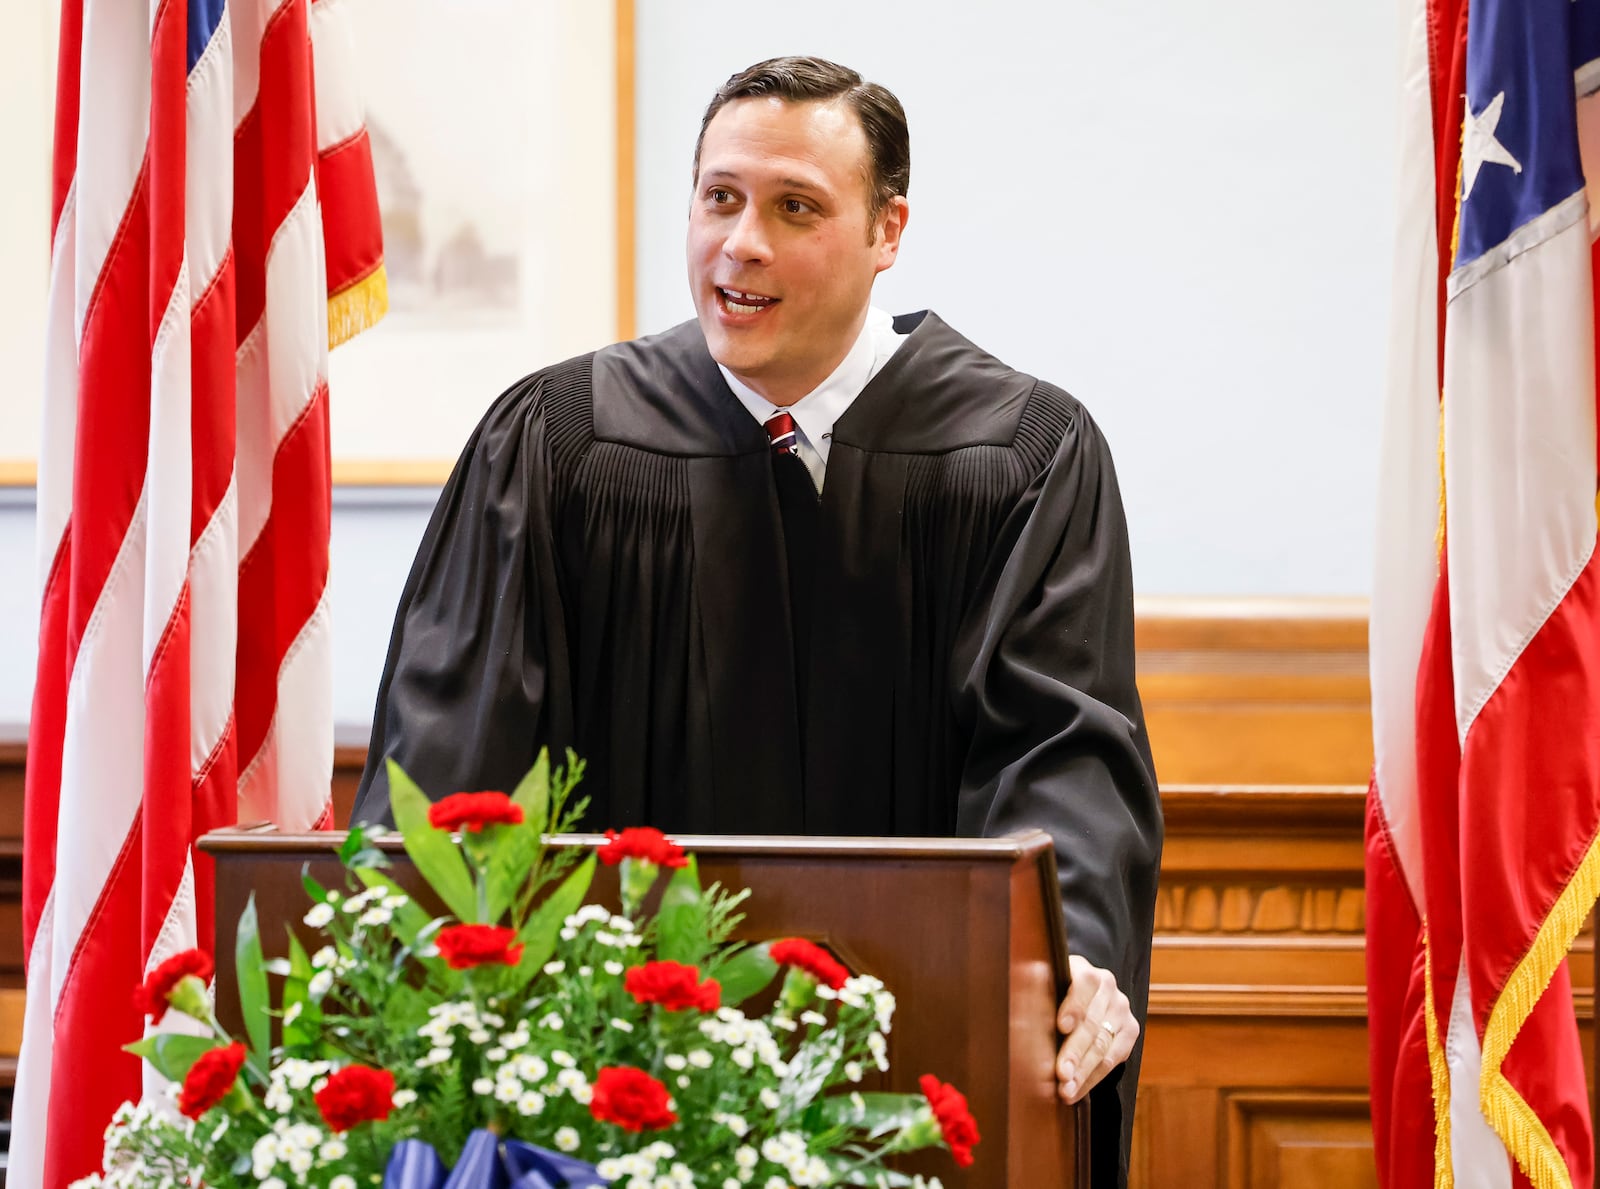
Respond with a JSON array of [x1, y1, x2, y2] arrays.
[[16, 0, 384, 1183], [1368, 0, 1600, 1183]]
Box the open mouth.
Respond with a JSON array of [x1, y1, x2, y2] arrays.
[[716, 287, 779, 316]]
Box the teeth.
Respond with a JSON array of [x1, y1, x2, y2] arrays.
[[721, 288, 771, 315]]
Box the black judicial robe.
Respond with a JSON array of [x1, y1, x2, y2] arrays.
[[353, 311, 1162, 1186]]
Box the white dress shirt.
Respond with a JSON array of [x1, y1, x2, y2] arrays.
[[719, 306, 906, 492]]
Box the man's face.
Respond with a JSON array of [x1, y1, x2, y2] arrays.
[[688, 97, 907, 406]]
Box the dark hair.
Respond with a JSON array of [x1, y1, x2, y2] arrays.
[[693, 56, 910, 225]]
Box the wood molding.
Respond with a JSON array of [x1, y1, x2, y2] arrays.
[[1, 457, 459, 491], [0, 460, 35, 487], [1135, 598, 1372, 786]]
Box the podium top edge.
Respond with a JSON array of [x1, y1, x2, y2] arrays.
[[197, 827, 1055, 862]]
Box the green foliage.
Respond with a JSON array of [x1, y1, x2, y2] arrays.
[[387, 758, 478, 922], [486, 750, 550, 919], [123, 1033, 223, 1083], [516, 853, 596, 975], [281, 930, 316, 1050], [710, 940, 779, 1004], [818, 1092, 927, 1139], [235, 895, 270, 1064]]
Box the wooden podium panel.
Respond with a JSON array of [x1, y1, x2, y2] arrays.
[[200, 828, 1088, 1188]]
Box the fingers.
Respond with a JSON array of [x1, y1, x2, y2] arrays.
[[1055, 957, 1138, 1105]]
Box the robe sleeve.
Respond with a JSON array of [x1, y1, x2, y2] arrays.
[[351, 372, 572, 824], [950, 392, 1162, 1186]]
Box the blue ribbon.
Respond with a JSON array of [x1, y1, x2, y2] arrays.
[[383, 1130, 610, 1189]]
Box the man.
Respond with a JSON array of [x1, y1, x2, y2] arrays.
[[354, 56, 1161, 1185]]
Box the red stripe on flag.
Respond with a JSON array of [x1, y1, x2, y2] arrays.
[[237, 380, 331, 773], [318, 128, 384, 295], [23, 541, 70, 966], [42, 820, 145, 1189], [233, 0, 316, 343], [1425, 0, 1469, 374], [49, 0, 83, 236], [1364, 791, 1437, 1189], [191, 251, 237, 540], [66, 163, 153, 665]]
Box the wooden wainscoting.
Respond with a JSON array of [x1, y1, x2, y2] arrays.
[[1135, 596, 1372, 786]]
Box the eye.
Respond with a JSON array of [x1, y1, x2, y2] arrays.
[[708, 187, 736, 205], [782, 198, 813, 216]]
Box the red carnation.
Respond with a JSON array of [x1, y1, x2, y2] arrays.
[[589, 1065, 678, 1132], [135, 948, 215, 1023], [314, 1064, 397, 1132], [597, 827, 688, 868], [178, 1042, 247, 1120], [428, 791, 524, 832], [624, 960, 721, 1013], [919, 1074, 981, 1167], [769, 938, 850, 990], [435, 924, 525, 969]]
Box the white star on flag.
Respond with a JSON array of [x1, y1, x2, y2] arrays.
[[1462, 90, 1523, 200]]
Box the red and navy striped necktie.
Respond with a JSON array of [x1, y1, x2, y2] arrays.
[[765, 410, 800, 456]]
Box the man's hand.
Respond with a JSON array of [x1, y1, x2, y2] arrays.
[[1055, 955, 1137, 1104]]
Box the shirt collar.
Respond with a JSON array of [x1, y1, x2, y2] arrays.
[[718, 308, 892, 449]]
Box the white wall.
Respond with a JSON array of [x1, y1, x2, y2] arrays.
[[635, 1, 1399, 596]]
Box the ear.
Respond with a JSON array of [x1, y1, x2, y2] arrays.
[[872, 195, 910, 273]]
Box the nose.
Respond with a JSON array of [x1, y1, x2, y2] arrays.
[[722, 206, 773, 265]]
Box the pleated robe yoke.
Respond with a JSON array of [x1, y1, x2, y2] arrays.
[[589, 339, 810, 834]]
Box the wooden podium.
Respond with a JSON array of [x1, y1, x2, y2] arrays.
[[199, 827, 1089, 1188]]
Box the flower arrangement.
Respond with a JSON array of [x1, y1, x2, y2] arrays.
[[81, 753, 979, 1189]]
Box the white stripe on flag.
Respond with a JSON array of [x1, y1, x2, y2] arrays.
[[11, 894, 58, 1189], [49, 492, 150, 1008], [72, 0, 151, 346], [1446, 958, 1514, 1187], [1443, 194, 1597, 740], [1369, 0, 1440, 905]]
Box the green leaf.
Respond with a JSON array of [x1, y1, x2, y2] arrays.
[[302, 869, 329, 905], [713, 942, 779, 1004], [338, 825, 368, 866], [387, 758, 478, 922], [517, 854, 596, 974], [282, 931, 316, 1049], [381, 980, 430, 1036], [655, 857, 709, 966], [486, 753, 552, 921], [124, 1034, 225, 1084], [353, 867, 432, 946], [818, 1092, 926, 1139], [236, 894, 271, 1063], [510, 749, 551, 836]]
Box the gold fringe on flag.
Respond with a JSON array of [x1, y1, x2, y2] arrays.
[[1422, 923, 1454, 1189], [1479, 827, 1600, 1189], [327, 262, 389, 350]]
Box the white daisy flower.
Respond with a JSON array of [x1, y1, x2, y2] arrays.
[[302, 903, 334, 928]]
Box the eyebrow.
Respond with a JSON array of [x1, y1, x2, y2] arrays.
[[700, 168, 829, 195]]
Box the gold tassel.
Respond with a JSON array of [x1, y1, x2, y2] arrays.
[[327, 263, 389, 350], [1423, 924, 1454, 1189], [1478, 828, 1600, 1189]]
